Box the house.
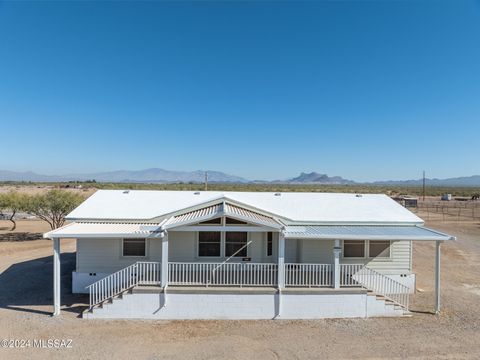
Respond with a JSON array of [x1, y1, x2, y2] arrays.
[[44, 190, 455, 319]]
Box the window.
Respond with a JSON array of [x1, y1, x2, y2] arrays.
[[267, 232, 273, 256], [225, 232, 248, 257], [225, 217, 248, 225], [343, 240, 365, 258], [198, 217, 222, 225], [369, 241, 391, 258], [198, 232, 221, 257], [123, 239, 146, 257]]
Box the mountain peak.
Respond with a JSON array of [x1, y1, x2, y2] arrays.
[[288, 172, 354, 184]]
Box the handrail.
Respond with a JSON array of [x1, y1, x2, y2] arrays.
[[87, 261, 160, 309], [341, 264, 409, 310]]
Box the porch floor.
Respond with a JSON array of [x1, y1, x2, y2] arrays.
[[133, 285, 367, 295]]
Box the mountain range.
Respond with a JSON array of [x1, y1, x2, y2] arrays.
[[1, 169, 480, 187]]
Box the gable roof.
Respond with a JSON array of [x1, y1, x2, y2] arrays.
[[162, 202, 283, 230], [66, 190, 423, 225]]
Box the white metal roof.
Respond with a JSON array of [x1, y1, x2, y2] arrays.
[[66, 190, 423, 225], [44, 222, 162, 239], [163, 202, 282, 229], [284, 225, 455, 241]]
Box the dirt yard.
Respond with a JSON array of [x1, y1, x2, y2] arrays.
[[0, 216, 479, 360]]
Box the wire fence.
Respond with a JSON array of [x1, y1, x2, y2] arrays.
[[411, 200, 480, 221]]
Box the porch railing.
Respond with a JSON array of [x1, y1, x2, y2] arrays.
[[285, 263, 332, 287], [352, 266, 410, 310], [87, 261, 160, 309], [340, 264, 364, 286], [168, 262, 278, 286], [340, 264, 409, 310]]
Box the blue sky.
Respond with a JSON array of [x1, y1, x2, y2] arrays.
[[1, 1, 479, 182]]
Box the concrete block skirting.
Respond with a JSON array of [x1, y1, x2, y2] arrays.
[[85, 287, 406, 320]]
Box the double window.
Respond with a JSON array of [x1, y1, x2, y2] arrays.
[[123, 238, 146, 257], [198, 231, 248, 257], [343, 240, 391, 258]]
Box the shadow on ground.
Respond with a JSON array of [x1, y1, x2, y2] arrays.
[[0, 232, 44, 242], [0, 252, 88, 316]]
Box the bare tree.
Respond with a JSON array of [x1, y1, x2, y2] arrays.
[[25, 190, 84, 230]]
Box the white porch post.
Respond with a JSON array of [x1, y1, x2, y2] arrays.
[[53, 237, 61, 316], [277, 231, 285, 289], [161, 231, 169, 287], [435, 240, 442, 314], [333, 239, 341, 289]]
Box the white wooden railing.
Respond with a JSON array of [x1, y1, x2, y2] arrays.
[[87, 261, 160, 309], [352, 266, 410, 310], [86, 261, 408, 311], [340, 264, 364, 287], [340, 264, 409, 310], [285, 264, 332, 287], [168, 262, 278, 286]]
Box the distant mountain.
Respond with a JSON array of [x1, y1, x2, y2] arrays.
[[372, 175, 480, 187], [285, 172, 355, 184], [0, 170, 61, 182], [1, 168, 480, 187], [0, 168, 248, 183]]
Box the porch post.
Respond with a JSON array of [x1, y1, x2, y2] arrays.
[[277, 231, 285, 288], [53, 237, 61, 316], [333, 239, 341, 289], [161, 231, 169, 287], [435, 240, 441, 314]]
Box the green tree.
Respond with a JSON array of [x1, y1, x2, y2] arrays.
[[25, 190, 84, 230], [0, 191, 27, 231]]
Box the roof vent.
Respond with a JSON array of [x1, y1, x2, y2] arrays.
[[355, 194, 363, 198], [274, 192, 281, 196], [123, 190, 130, 194], [194, 191, 201, 195]]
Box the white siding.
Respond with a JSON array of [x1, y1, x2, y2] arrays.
[[77, 231, 276, 275], [299, 239, 334, 263], [76, 238, 162, 273]]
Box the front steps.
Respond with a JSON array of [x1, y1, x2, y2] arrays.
[[83, 286, 410, 319]]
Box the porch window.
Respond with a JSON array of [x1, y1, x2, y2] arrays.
[[123, 239, 146, 257], [369, 240, 391, 258], [198, 232, 221, 257], [225, 232, 248, 257], [267, 232, 273, 256], [343, 240, 365, 258]]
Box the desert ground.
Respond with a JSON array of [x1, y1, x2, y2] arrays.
[[0, 213, 479, 359]]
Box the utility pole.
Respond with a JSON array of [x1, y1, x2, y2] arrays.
[[422, 170, 426, 201], [204, 171, 208, 191]]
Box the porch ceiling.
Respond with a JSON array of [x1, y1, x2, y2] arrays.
[[284, 225, 455, 241]]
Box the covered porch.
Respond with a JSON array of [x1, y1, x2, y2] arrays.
[[45, 218, 454, 316]]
